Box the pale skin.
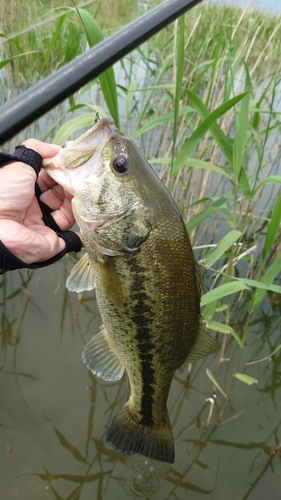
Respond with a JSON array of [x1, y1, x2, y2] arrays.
[[0, 139, 81, 264]]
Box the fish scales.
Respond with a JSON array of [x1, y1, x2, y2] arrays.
[[93, 195, 199, 427], [44, 116, 219, 463]]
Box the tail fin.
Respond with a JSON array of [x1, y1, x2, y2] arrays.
[[105, 405, 175, 463]]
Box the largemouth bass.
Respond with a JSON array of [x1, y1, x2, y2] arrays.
[[44, 116, 219, 463]]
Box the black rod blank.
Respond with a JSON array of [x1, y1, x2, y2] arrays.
[[0, 0, 203, 144]]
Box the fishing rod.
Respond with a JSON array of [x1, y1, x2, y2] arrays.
[[0, 0, 204, 144]]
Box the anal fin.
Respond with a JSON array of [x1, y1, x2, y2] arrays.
[[82, 325, 125, 381]]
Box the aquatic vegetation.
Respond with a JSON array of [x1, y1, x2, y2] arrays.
[[40, 2, 281, 360], [0, 0, 281, 497], [1, 0, 281, 402]]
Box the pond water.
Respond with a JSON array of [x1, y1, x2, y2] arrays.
[[0, 249, 280, 500]]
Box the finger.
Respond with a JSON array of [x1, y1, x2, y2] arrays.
[[49, 199, 76, 231], [60, 231, 83, 251], [0, 220, 66, 264], [37, 170, 58, 193], [39, 183, 67, 210], [37, 170, 73, 197], [36, 180, 75, 230], [22, 139, 61, 159]]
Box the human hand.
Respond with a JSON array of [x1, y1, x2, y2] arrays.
[[0, 139, 82, 265]]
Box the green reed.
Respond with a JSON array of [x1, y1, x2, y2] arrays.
[[1, 0, 281, 391]]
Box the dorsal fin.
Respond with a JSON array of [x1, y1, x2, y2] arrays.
[[188, 325, 220, 362]]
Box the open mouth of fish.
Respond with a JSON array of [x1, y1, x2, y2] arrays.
[[43, 116, 117, 191], [62, 116, 116, 158]]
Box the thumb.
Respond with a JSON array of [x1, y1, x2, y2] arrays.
[[22, 139, 61, 159]]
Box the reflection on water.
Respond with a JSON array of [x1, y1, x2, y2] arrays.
[[122, 455, 170, 498], [0, 256, 280, 500]]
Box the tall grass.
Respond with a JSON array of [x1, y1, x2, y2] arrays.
[[1, 0, 281, 397], [0, 0, 146, 89]]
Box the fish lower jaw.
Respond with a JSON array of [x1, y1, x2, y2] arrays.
[[45, 168, 74, 195]]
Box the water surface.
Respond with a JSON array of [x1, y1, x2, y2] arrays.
[[0, 256, 280, 499]]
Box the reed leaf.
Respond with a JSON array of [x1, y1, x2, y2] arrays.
[[126, 80, 139, 119], [38, 13, 69, 81], [238, 167, 252, 199], [186, 194, 231, 232], [233, 64, 252, 180], [254, 175, 281, 194], [263, 193, 281, 260], [171, 15, 185, 169], [207, 320, 242, 346], [204, 230, 242, 269], [185, 90, 233, 166], [52, 113, 101, 145], [235, 374, 258, 386], [206, 369, 227, 399], [184, 158, 233, 180], [251, 252, 281, 310], [246, 345, 281, 365], [139, 84, 175, 92], [134, 106, 193, 138], [172, 93, 249, 176], [75, 8, 119, 128], [0, 52, 39, 69], [201, 282, 250, 307], [231, 278, 281, 295], [155, 53, 174, 85]]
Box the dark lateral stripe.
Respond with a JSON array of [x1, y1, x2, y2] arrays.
[[129, 259, 155, 426]]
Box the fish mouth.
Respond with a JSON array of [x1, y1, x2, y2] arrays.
[[43, 116, 117, 190], [70, 116, 116, 151]]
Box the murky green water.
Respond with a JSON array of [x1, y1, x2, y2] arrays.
[[0, 256, 280, 499]]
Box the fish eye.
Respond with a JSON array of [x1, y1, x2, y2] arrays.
[[112, 155, 129, 174]]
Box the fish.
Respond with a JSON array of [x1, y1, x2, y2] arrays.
[[44, 116, 219, 464]]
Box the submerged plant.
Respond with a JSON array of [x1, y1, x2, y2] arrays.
[[1, 0, 280, 409]]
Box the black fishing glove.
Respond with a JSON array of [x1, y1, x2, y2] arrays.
[[0, 145, 82, 274]]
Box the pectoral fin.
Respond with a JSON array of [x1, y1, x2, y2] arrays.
[[66, 252, 95, 292], [82, 325, 125, 381], [187, 326, 220, 362]]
